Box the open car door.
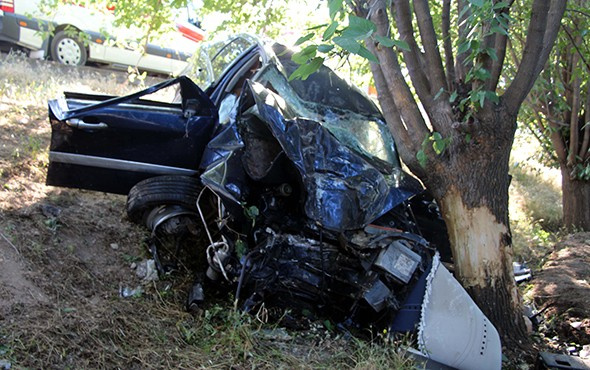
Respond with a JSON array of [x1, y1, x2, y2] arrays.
[[46, 77, 218, 195]]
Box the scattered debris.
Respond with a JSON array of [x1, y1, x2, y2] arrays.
[[39, 203, 61, 219], [513, 261, 532, 283], [536, 352, 590, 370], [134, 259, 158, 282], [119, 284, 144, 298]]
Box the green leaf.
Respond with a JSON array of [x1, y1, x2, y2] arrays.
[[333, 36, 361, 54], [431, 132, 443, 141], [490, 25, 508, 36], [291, 45, 317, 64], [449, 91, 458, 103], [328, 0, 343, 20], [434, 87, 445, 100], [392, 39, 410, 51], [417, 150, 427, 168], [244, 205, 259, 219], [485, 90, 499, 104], [295, 33, 314, 46], [485, 47, 498, 61], [235, 239, 247, 259], [479, 91, 486, 107], [465, 133, 472, 143], [306, 23, 329, 31], [288, 57, 324, 81], [317, 44, 334, 53], [375, 34, 395, 47], [432, 139, 445, 154], [357, 45, 378, 62], [493, 1, 509, 10], [468, 0, 484, 7], [323, 21, 339, 41], [474, 67, 491, 81], [342, 15, 376, 40], [457, 40, 471, 54]]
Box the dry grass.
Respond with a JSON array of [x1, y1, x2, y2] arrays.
[[509, 127, 563, 265], [0, 52, 413, 369]]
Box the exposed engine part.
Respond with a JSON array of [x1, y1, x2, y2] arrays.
[[206, 240, 231, 281]]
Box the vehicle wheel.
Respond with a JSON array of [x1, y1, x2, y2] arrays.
[[50, 30, 88, 66], [126, 175, 206, 224]]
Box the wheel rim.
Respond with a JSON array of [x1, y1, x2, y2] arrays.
[[56, 38, 82, 65]]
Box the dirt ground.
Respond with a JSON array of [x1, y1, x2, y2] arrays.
[[531, 233, 590, 356], [0, 54, 589, 369]]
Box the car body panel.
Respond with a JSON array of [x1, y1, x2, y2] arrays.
[[47, 77, 218, 194]]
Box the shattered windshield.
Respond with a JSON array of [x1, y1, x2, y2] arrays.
[[259, 44, 400, 171]]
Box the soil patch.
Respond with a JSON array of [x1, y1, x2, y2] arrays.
[[532, 233, 590, 354]]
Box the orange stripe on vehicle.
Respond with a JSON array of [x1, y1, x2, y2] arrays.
[[166, 53, 171, 58], [19, 21, 27, 27], [96, 39, 103, 43], [176, 23, 204, 42]]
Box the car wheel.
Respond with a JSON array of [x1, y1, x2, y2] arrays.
[[126, 175, 207, 224], [50, 30, 88, 66]]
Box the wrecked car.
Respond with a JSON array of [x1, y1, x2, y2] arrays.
[[46, 34, 501, 369]]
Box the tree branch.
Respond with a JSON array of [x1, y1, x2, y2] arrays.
[[442, 0, 455, 91], [367, 51, 424, 174], [389, 0, 432, 103], [455, 0, 472, 84], [413, 0, 447, 95], [529, 108, 561, 163], [487, 2, 513, 91], [365, 0, 430, 148], [503, 0, 566, 116], [580, 85, 590, 161], [562, 25, 590, 72], [567, 38, 582, 167]]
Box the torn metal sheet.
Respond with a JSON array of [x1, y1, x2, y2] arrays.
[[418, 253, 502, 370]]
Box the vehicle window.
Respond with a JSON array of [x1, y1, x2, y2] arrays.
[[186, 36, 256, 89], [208, 37, 256, 82], [272, 44, 382, 117]]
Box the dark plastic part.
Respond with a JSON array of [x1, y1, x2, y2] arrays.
[[535, 352, 590, 370], [186, 282, 205, 311], [390, 264, 430, 332]]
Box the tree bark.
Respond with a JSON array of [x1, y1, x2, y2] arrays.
[[426, 108, 530, 346], [562, 168, 590, 231]]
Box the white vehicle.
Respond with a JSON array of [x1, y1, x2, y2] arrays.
[[0, 0, 205, 75]]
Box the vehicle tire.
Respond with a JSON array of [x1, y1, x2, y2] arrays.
[[50, 30, 88, 66], [126, 175, 206, 224]]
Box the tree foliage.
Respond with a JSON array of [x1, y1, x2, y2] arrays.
[[516, 0, 590, 230], [199, 0, 291, 38]]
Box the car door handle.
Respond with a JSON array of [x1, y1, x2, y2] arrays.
[[65, 119, 109, 130]]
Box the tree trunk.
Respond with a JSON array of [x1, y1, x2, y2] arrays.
[[562, 168, 590, 231], [439, 189, 529, 347], [424, 110, 530, 348]]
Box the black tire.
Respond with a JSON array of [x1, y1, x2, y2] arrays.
[[126, 176, 205, 224], [50, 30, 88, 66]]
